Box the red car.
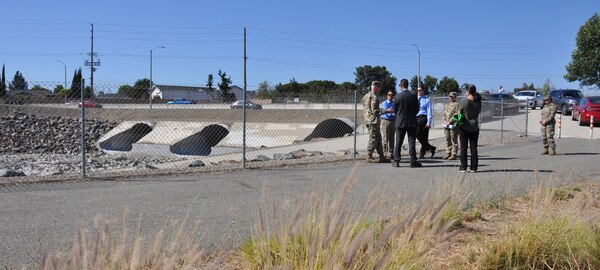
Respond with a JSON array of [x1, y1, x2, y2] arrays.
[[78, 100, 103, 108], [572, 96, 600, 126]]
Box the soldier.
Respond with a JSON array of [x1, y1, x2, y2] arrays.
[[540, 95, 557, 155], [362, 81, 387, 163], [443, 92, 459, 160]]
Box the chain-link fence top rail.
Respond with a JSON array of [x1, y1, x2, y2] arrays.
[[0, 82, 363, 179]]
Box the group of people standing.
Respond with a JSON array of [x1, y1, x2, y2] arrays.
[[362, 80, 482, 172]]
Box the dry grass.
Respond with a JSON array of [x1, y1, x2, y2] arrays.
[[240, 163, 468, 270], [24, 211, 230, 270], [437, 181, 600, 270]]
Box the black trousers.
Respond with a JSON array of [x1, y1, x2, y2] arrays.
[[393, 127, 417, 163], [416, 115, 434, 154], [458, 127, 479, 171]]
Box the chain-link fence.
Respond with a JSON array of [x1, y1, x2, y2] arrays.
[[1, 83, 538, 179]]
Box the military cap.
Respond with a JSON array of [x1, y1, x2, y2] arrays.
[[371, 81, 382, 87], [544, 95, 552, 100], [449, 92, 457, 97]]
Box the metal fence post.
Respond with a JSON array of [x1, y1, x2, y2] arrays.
[[525, 98, 529, 136], [353, 89, 358, 161], [80, 78, 86, 178], [500, 98, 504, 144]]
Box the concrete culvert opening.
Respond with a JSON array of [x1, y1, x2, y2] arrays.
[[99, 123, 153, 151], [170, 124, 229, 156], [304, 118, 354, 141]]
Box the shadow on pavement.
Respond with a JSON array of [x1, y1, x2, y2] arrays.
[[475, 169, 553, 173], [562, 152, 599, 156]]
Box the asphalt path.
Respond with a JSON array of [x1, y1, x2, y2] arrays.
[[2, 137, 600, 267]]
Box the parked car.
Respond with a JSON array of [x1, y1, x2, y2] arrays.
[[78, 100, 102, 108], [549, 89, 584, 115], [513, 90, 544, 109], [571, 96, 600, 126], [480, 93, 520, 116], [167, 98, 194, 104], [230, 100, 262, 110]]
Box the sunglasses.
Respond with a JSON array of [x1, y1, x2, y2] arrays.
[[387, 94, 393, 96]]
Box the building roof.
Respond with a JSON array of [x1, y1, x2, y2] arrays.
[[154, 84, 243, 92], [154, 85, 212, 92]]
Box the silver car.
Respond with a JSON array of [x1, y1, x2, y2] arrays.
[[513, 90, 544, 109]]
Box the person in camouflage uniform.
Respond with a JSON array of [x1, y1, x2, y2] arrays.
[[540, 95, 557, 155], [362, 81, 387, 163], [443, 92, 460, 160]]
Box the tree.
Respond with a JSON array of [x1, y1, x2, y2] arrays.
[[255, 80, 272, 99], [410, 75, 423, 91], [565, 13, 600, 89], [422, 75, 438, 95], [206, 74, 214, 91], [217, 70, 234, 102], [8, 71, 27, 91], [539, 78, 555, 96], [132, 78, 151, 99], [354, 65, 397, 94], [69, 68, 83, 98], [0, 64, 5, 97], [31, 85, 50, 92], [118, 84, 134, 98], [436, 76, 460, 96], [514, 82, 536, 93]]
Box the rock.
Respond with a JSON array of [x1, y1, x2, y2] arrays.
[[0, 169, 26, 177], [273, 153, 296, 160], [251, 155, 271, 162], [188, 160, 206, 168], [290, 149, 314, 159], [336, 150, 349, 157]]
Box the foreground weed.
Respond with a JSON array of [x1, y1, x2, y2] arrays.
[[242, 163, 465, 270]]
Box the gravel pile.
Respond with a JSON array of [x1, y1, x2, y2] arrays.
[[0, 109, 117, 154]]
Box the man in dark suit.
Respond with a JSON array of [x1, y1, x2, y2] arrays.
[[392, 79, 422, 168]]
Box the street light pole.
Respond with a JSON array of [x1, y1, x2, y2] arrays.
[[57, 60, 67, 103], [149, 45, 165, 109], [412, 43, 421, 89]]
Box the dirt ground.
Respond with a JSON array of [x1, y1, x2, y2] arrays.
[[0, 105, 362, 124]]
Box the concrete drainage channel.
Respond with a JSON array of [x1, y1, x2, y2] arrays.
[[96, 118, 357, 158]]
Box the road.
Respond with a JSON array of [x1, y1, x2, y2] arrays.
[[2, 137, 600, 267]]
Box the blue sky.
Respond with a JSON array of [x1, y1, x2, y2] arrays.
[[1, 0, 598, 93]]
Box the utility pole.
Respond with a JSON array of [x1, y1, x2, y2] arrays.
[[412, 43, 421, 89], [242, 27, 247, 169], [84, 24, 100, 99]]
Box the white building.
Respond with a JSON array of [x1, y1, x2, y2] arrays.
[[152, 85, 245, 102]]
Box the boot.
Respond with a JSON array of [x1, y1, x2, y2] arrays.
[[366, 153, 377, 163], [541, 148, 549, 155], [549, 148, 556, 156], [448, 155, 457, 160], [378, 154, 390, 163], [443, 153, 451, 160]]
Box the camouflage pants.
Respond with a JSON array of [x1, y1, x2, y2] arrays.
[[380, 119, 395, 156], [367, 124, 384, 155], [541, 124, 556, 149], [444, 128, 458, 155]]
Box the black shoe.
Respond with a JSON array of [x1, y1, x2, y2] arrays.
[[430, 147, 437, 158], [392, 162, 400, 168], [418, 152, 425, 159], [410, 162, 422, 168]]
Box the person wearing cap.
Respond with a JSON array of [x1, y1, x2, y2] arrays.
[[362, 81, 387, 163], [416, 87, 436, 159], [442, 92, 460, 160], [540, 95, 557, 155], [380, 90, 396, 159]]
